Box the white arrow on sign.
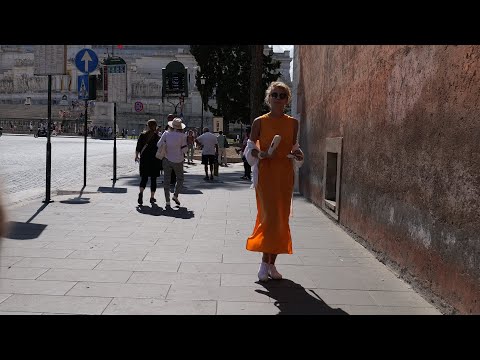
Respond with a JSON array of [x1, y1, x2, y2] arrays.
[[81, 51, 92, 73]]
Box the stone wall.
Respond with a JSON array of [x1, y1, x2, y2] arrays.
[[296, 45, 480, 314]]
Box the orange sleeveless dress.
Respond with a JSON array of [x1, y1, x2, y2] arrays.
[[246, 113, 296, 254]]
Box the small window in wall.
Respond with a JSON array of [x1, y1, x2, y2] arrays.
[[325, 152, 338, 205], [323, 137, 343, 220]]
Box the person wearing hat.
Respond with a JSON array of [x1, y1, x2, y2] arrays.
[[165, 114, 177, 185], [157, 117, 188, 207]]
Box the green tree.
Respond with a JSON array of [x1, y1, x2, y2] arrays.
[[190, 45, 281, 130], [250, 45, 264, 123]]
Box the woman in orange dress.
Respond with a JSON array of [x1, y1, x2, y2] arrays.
[[246, 81, 304, 282]]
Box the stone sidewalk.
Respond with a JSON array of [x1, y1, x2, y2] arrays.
[[0, 162, 442, 315]]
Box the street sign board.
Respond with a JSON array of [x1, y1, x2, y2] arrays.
[[213, 117, 223, 133], [77, 74, 89, 100], [34, 45, 67, 75], [165, 71, 185, 94], [134, 101, 144, 112], [162, 61, 188, 98], [75, 48, 99, 74], [103, 56, 127, 103]]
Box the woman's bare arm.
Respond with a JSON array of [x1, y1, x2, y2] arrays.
[[293, 119, 298, 146], [291, 118, 304, 161]]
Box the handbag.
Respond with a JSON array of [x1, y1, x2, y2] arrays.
[[155, 138, 167, 160]]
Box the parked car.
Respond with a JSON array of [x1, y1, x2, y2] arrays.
[[34, 128, 48, 137], [34, 127, 56, 138]]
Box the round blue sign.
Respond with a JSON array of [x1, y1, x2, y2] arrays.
[[75, 48, 99, 74]]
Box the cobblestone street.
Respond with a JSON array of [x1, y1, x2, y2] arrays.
[[0, 135, 138, 207]]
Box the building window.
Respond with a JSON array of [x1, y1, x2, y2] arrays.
[[323, 137, 343, 220]]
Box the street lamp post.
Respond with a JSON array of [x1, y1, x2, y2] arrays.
[[200, 75, 206, 131]]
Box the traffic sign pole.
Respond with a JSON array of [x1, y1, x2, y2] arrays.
[[112, 102, 117, 184], [84, 100, 88, 188], [43, 75, 54, 204], [75, 48, 99, 188], [75, 49, 99, 74]]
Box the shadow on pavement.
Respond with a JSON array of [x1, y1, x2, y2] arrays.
[[5, 221, 48, 240], [179, 188, 203, 195], [59, 186, 90, 204], [123, 170, 252, 192], [4, 202, 50, 240], [136, 204, 195, 219], [59, 198, 90, 204], [97, 187, 128, 193], [255, 278, 349, 315]]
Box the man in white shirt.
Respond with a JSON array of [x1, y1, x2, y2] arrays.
[[157, 118, 187, 207], [195, 127, 218, 180]]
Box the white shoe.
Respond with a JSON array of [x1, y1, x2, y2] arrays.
[[268, 264, 283, 280], [257, 262, 269, 282]]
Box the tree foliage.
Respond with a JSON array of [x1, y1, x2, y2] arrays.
[[190, 45, 281, 127]]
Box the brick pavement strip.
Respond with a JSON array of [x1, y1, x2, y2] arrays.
[[0, 146, 443, 314]]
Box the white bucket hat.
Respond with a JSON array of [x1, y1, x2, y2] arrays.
[[168, 117, 186, 130]]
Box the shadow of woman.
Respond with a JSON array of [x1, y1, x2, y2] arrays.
[[255, 278, 349, 315]]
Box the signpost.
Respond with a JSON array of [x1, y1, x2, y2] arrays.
[[134, 101, 144, 112], [77, 74, 89, 100], [102, 56, 127, 184], [75, 48, 99, 187], [33, 45, 67, 203], [75, 49, 99, 74], [213, 117, 224, 133], [162, 61, 188, 102]]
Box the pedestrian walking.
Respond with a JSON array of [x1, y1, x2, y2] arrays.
[[186, 130, 196, 164], [157, 117, 187, 207], [195, 127, 218, 180], [135, 119, 162, 205], [237, 126, 252, 180], [164, 115, 177, 185], [244, 81, 304, 282]]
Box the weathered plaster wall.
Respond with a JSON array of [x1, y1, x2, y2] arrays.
[[297, 45, 480, 314]]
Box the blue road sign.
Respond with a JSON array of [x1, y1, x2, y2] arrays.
[[78, 74, 89, 100], [75, 48, 98, 74]]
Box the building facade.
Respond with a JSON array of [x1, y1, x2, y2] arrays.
[[0, 45, 292, 134], [293, 45, 480, 314]]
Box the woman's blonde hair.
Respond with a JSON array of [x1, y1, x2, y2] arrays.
[[264, 81, 292, 108]]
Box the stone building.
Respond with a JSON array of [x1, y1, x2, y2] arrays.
[[0, 45, 291, 134], [292, 45, 480, 314]]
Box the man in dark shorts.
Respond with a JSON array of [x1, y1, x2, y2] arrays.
[[195, 127, 218, 180]]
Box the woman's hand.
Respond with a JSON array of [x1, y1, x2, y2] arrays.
[[252, 149, 270, 160], [291, 149, 304, 161], [258, 151, 271, 160]]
